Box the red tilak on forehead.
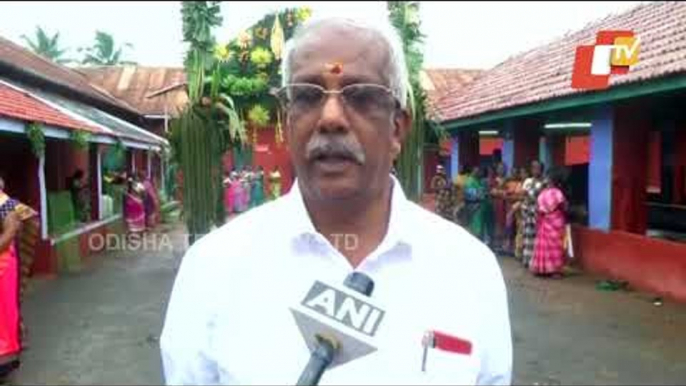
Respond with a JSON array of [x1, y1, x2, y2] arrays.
[[325, 62, 344, 75]]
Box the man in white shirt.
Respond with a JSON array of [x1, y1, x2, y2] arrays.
[[160, 15, 512, 386]]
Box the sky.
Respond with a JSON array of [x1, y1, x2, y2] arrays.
[[0, 1, 647, 70]]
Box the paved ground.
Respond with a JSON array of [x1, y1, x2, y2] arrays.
[[9, 221, 686, 385]]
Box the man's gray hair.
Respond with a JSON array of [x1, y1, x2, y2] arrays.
[[281, 15, 410, 110], [0, 176, 4, 191]]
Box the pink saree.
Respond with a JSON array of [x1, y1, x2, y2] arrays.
[[143, 180, 161, 228], [530, 187, 567, 275], [124, 192, 146, 233], [0, 244, 20, 364]]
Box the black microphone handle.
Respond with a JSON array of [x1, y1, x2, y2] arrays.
[[295, 272, 375, 386], [296, 336, 337, 386]]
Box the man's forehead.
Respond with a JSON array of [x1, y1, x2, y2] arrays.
[[289, 22, 391, 83]]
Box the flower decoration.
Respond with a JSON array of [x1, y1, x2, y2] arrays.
[[270, 15, 285, 60], [214, 44, 231, 62], [296, 7, 312, 22], [255, 27, 269, 40], [250, 47, 273, 69], [247, 104, 270, 128], [256, 72, 269, 82], [237, 30, 253, 49]]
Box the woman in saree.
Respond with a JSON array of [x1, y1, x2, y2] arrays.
[[250, 167, 266, 208], [489, 162, 509, 253], [501, 168, 524, 256], [231, 173, 246, 213], [223, 171, 235, 216], [124, 178, 146, 234], [269, 167, 282, 201], [452, 165, 470, 226], [530, 167, 569, 278], [0, 177, 37, 381], [520, 160, 546, 267], [464, 166, 488, 241], [431, 165, 454, 221], [139, 172, 161, 229], [511, 168, 529, 260]]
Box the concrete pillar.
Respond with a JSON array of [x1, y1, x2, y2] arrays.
[[96, 146, 103, 220], [450, 136, 459, 180], [539, 137, 553, 169], [502, 121, 515, 173], [589, 105, 614, 231], [38, 153, 48, 240]]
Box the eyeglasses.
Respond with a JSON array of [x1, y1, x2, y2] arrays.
[[276, 83, 399, 116]]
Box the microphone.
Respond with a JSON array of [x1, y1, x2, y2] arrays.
[[292, 272, 384, 386]]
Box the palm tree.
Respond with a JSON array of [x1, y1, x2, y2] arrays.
[[79, 31, 136, 66], [21, 26, 72, 64]]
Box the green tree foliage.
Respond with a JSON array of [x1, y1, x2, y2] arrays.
[[21, 26, 72, 64], [79, 31, 136, 66], [212, 7, 310, 146], [170, 1, 245, 244], [387, 1, 429, 201]]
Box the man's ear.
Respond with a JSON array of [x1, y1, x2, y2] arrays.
[[391, 108, 412, 160], [280, 109, 292, 149]]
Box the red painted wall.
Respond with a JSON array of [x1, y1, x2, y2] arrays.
[[574, 226, 686, 303], [647, 131, 662, 193], [479, 138, 503, 156], [0, 135, 40, 209], [45, 139, 89, 192], [253, 128, 294, 194], [458, 131, 480, 168], [548, 135, 566, 167], [611, 104, 649, 234], [565, 135, 590, 166], [674, 125, 686, 204], [222, 127, 295, 194], [513, 119, 540, 168]]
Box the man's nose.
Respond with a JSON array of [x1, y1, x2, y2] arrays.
[[317, 93, 350, 133]]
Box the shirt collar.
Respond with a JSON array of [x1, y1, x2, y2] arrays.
[[283, 174, 414, 254]]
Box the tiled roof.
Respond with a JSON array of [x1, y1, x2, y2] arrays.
[[0, 35, 140, 117], [21, 83, 168, 147], [420, 68, 483, 119], [76, 66, 188, 117], [0, 82, 103, 134], [436, 1, 686, 123]]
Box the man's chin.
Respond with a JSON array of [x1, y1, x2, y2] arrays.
[[310, 178, 363, 201]]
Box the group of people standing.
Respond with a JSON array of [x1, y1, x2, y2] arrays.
[[223, 166, 283, 216], [123, 172, 162, 234], [430, 159, 571, 278]]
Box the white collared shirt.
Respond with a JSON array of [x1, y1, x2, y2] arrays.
[[160, 176, 512, 385]]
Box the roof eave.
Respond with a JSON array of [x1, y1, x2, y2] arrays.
[[0, 60, 143, 121], [441, 73, 686, 132]]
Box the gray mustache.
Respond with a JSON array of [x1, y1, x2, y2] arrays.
[[305, 135, 366, 165]]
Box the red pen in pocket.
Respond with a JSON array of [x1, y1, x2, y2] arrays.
[[421, 330, 473, 372], [435, 330, 473, 355]]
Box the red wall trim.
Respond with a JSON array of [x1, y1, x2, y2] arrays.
[[574, 226, 686, 303]]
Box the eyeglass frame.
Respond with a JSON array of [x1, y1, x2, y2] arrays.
[[274, 82, 402, 117]]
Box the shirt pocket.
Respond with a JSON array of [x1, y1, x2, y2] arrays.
[[415, 348, 480, 386]]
